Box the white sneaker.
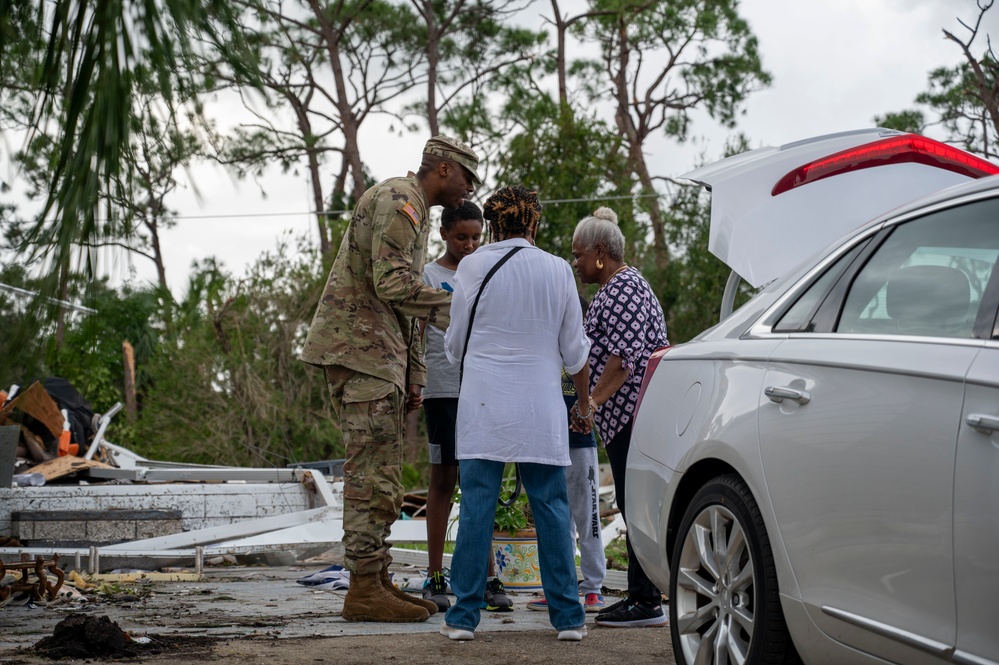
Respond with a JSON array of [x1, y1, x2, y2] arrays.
[[440, 624, 475, 641], [557, 626, 588, 641]]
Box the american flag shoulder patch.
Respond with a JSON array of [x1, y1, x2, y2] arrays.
[[400, 202, 420, 227]]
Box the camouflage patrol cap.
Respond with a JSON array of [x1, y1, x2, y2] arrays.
[[424, 135, 482, 185]]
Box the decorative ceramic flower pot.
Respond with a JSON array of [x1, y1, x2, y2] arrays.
[[491, 529, 541, 590]]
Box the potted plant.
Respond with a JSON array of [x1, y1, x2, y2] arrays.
[[490, 474, 542, 590], [493, 485, 533, 536]]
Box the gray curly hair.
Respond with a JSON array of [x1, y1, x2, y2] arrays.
[[572, 207, 625, 261]]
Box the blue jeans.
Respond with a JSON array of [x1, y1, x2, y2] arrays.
[[445, 459, 585, 632]]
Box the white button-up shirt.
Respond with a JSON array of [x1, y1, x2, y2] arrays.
[[444, 238, 590, 466]]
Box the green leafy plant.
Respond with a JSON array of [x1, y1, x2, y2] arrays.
[[493, 489, 533, 536]]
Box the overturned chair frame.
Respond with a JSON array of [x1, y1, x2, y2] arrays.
[[0, 554, 65, 604]]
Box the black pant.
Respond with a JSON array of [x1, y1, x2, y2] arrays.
[[606, 421, 661, 604]]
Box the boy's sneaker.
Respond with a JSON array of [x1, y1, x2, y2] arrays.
[[594, 599, 667, 627], [530, 593, 604, 612], [526, 594, 548, 611], [483, 577, 513, 612], [583, 593, 605, 613], [422, 570, 450, 612]]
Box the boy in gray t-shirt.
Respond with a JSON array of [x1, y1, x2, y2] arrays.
[[420, 202, 511, 612]]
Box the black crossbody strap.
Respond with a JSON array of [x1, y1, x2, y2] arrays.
[[459, 246, 524, 384]]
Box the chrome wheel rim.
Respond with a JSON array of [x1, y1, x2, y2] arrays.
[[675, 504, 755, 665]]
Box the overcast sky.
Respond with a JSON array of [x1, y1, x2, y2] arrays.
[[41, 0, 999, 295]]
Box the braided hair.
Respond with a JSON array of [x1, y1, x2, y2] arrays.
[[482, 186, 541, 240]]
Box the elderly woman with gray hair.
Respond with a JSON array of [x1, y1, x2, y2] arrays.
[[571, 206, 670, 628]]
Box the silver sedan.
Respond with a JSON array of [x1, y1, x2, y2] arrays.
[[627, 131, 999, 665]]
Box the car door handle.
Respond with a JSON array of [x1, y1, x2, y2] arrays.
[[966, 413, 999, 433], [765, 386, 811, 405]]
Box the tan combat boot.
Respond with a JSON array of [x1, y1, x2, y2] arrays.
[[341, 573, 430, 623], [379, 563, 438, 615]]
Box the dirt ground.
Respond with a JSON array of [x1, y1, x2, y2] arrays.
[[199, 628, 674, 664], [5, 626, 677, 664], [0, 563, 677, 664]]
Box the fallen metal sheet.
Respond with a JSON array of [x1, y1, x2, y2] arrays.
[[212, 516, 436, 550], [86, 467, 339, 508], [86, 467, 300, 482], [103, 506, 334, 551], [388, 547, 452, 569]]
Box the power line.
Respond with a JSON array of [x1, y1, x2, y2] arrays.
[[169, 209, 351, 221], [164, 193, 662, 221], [541, 193, 661, 205]]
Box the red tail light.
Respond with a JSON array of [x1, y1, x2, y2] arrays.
[[772, 134, 999, 196], [634, 346, 671, 416]]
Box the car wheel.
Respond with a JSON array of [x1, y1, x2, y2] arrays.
[[669, 474, 795, 665]]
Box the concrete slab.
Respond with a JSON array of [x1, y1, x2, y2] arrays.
[[0, 483, 318, 536], [0, 564, 629, 650]]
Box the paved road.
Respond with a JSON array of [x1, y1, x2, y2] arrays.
[[0, 564, 676, 664]]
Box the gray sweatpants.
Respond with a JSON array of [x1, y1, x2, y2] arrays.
[[567, 446, 606, 596]]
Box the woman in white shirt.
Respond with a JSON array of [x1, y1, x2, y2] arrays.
[[440, 186, 593, 642]]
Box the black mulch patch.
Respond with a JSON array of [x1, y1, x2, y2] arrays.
[[129, 633, 223, 661], [32, 614, 224, 661]]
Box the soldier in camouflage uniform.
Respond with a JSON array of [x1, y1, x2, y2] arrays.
[[301, 135, 481, 623]]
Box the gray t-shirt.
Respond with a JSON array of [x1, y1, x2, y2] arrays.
[[422, 261, 459, 398]]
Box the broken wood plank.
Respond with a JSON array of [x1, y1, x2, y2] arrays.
[[27, 456, 113, 481], [0, 382, 64, 438]]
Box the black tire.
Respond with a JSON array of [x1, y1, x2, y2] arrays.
[[669, 474, 796, 665]]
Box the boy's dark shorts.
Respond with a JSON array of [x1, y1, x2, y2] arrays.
[[423, 397, 458, 466]]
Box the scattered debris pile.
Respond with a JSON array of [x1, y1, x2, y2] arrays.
[[33, 614, 139, 659], [0, 378, 117, 486], [0, 379, 360, 588]]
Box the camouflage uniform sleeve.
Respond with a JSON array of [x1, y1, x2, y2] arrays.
[[408, 322, 427, 387], [370, 193, 452, 330]]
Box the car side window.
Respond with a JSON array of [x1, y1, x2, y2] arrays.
[[837, 198, 999, 338], [773, 243, 866, 333]]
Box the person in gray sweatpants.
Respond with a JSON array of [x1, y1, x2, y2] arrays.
[[528, 296, 607, 613], [565, 408, 607, 611]]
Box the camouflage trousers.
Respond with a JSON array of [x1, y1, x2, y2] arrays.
[[325, 367, 406, 576]]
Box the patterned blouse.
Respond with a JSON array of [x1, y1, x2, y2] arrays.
[[585, 267, 669, 445]]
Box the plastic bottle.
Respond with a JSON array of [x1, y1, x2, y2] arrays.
[[13, 473, 45, 487]]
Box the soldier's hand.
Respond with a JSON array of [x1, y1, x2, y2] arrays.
[[406, 385, 423, 412]]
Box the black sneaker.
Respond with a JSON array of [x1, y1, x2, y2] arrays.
[[593, 599, 667, 627], [422, 570, 450, 611], [594, 595, 629, 618], [483, 577, 513, 612]]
